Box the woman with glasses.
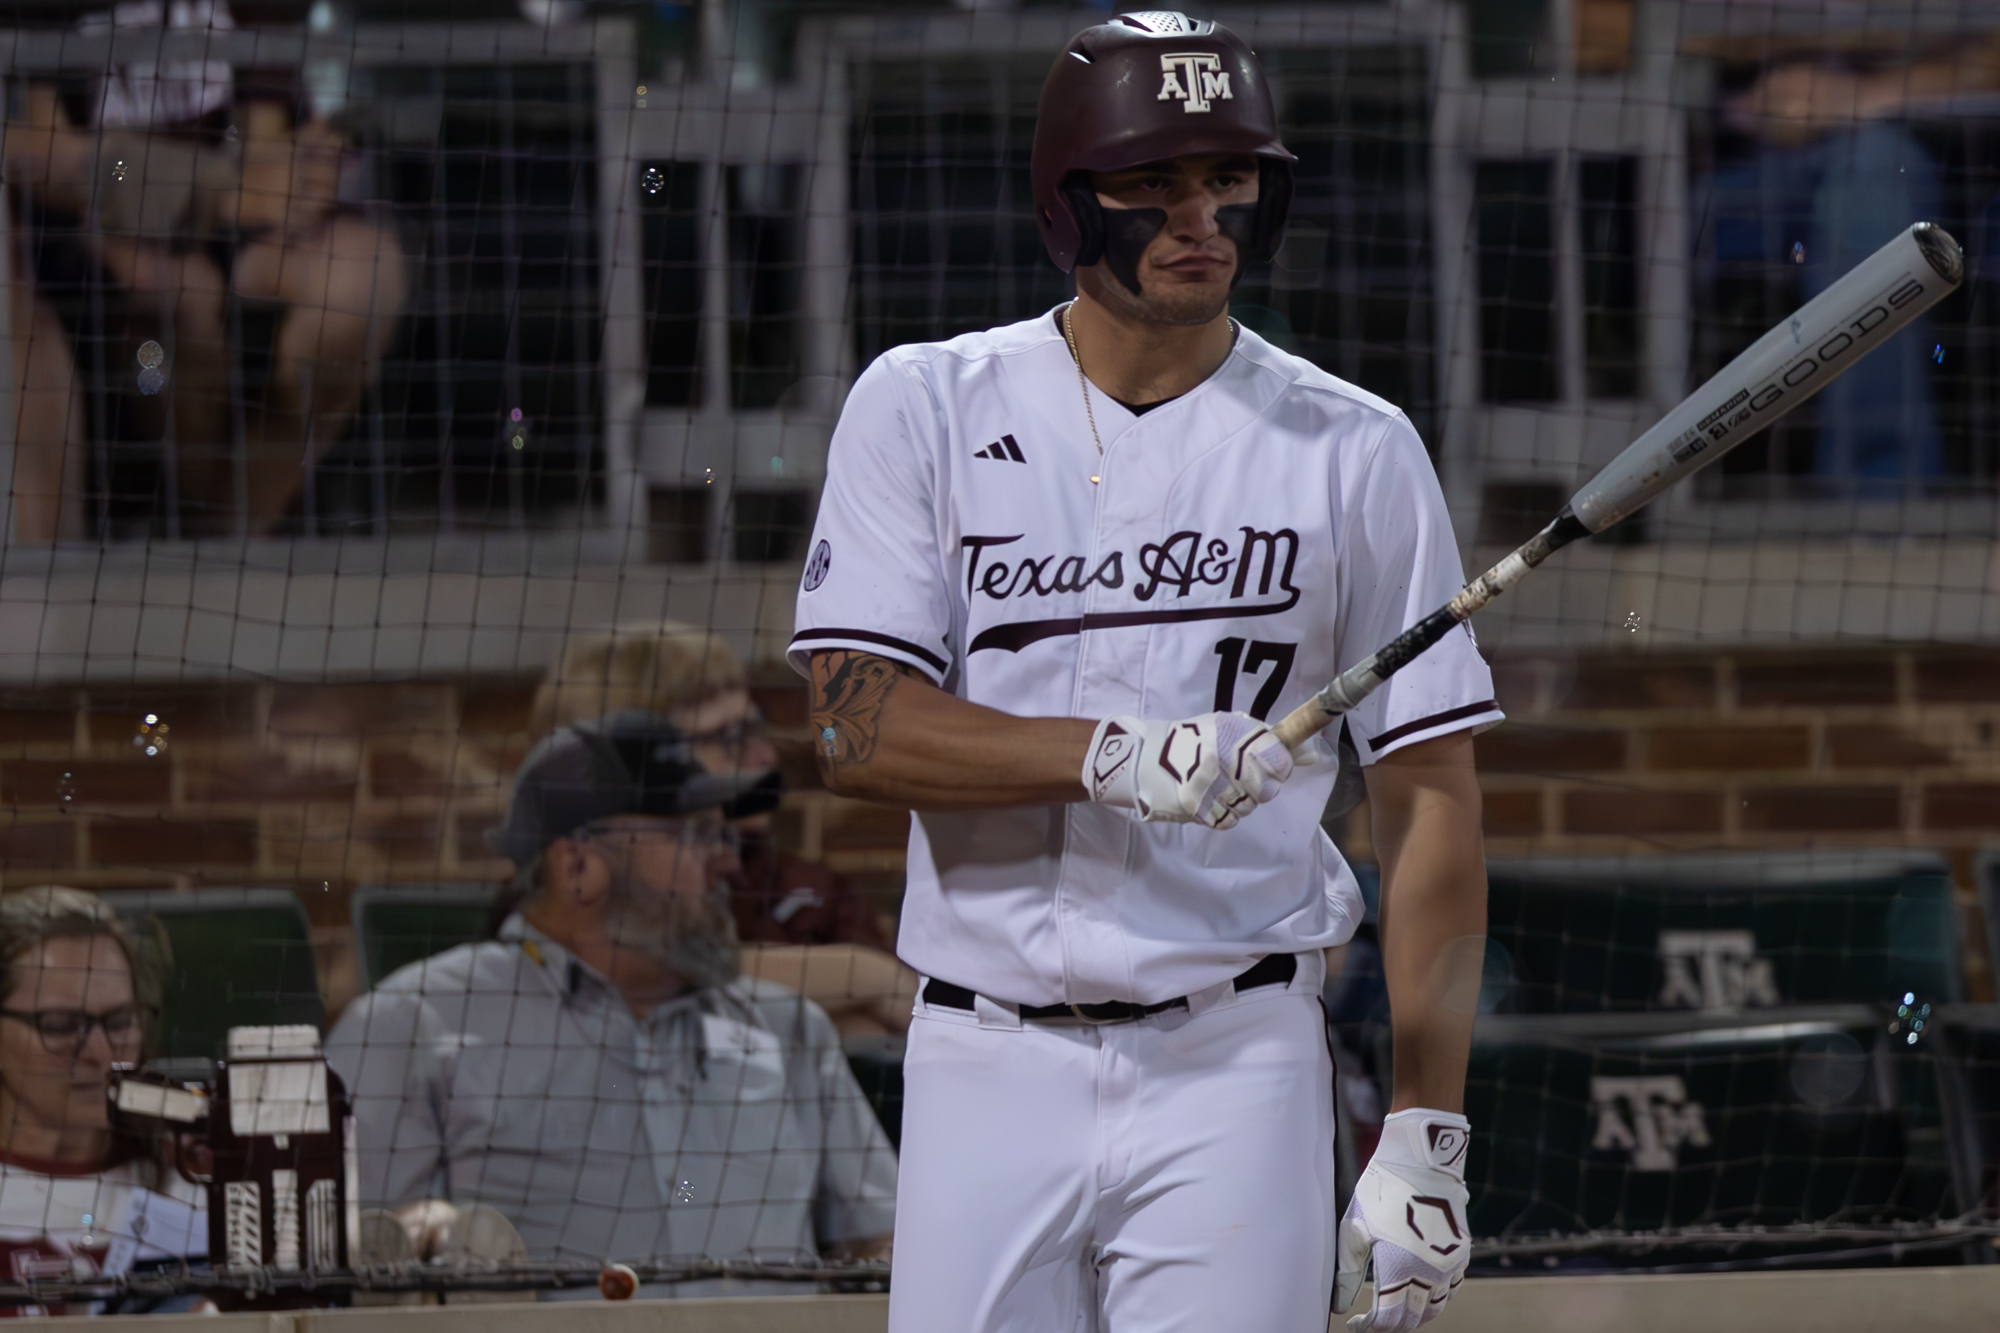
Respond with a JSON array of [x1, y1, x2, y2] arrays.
[[0, 886, 206, 1313]]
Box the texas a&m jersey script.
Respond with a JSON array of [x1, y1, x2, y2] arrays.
[[790, 311, 1500, 1006]]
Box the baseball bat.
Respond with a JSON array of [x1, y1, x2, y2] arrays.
[[1271, 221, 1963, 752]]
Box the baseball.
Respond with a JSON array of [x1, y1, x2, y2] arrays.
[[597, 1262, 638, 1301]]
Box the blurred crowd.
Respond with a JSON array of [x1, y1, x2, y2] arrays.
[[6, 0, 405, 541], [10, 5, 2000, 539], [0, 619, 916, 1309], [1696, 32, 2000, 492]]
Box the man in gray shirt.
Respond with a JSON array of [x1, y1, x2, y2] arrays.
[[326, 713, 898, 1282]]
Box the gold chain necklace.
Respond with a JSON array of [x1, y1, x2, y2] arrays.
[[1061, 301, 1235, 487], [1060, 302, 1104, 485]]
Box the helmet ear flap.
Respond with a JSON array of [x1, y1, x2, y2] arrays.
[[1251, 158, 1294, 263], [1061, 176, 1107, 271]]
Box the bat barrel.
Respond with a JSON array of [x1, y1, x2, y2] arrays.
[[1271, 224, 1959, 756], [1570, 222, 1962, 533]]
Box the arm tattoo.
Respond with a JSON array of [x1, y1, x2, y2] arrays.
[[810, 651, 908, 774]]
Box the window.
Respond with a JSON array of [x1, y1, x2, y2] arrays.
[[365, 62, 603, 530], [731, 489, 812, 564], [1247, 46, 1436, 446], [849, 56, 1069, 365], [1476, 159, 1558, 404], [1580, 155, 1640, 400], [1468, 0, 1553, 79], [647, 485, 710, 564], [727, 165, 803, 409], [640, 160, 705, 408]]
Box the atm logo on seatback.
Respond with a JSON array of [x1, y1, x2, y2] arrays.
[[1657, 930, 1779, 1013], [1158, 54, 1232, 112], [1590, 1076, 1711, 1172]]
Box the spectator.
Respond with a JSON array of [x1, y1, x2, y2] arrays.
[[533, 624, 917, 1035], [326, 714, 897, 1296], [1697, 35, 2000, 493], [0, 886, 206, 1313], [4, 0, 408, 540]]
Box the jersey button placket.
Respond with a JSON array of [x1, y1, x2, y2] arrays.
[[1053, 383, 1116, 1000], [1058, 434, 1147, 1001]]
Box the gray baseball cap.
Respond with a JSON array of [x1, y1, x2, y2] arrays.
[[487, 711, 779, 865]]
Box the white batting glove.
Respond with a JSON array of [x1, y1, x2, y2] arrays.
[[1082, 712, 1297, 829], [1336, 1109, 1473, 1332]]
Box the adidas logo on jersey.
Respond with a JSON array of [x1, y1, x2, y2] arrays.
[[974, 435, 1027, 463]]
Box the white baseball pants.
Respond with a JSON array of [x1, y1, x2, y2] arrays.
[[887, 973, 1336, 1333]]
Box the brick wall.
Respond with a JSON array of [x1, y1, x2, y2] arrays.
[[0, 681, 529, 895], [0, 680, 538, 1012], [4, 644, 1997, 1009], [1460, 647, 1999, 855], [1461, 645, 2000, 999]]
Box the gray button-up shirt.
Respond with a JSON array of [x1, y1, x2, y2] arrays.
[[325, 917, 898, 1265]]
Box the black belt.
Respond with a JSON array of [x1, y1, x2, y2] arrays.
[[922, 952, 1299, 1025]]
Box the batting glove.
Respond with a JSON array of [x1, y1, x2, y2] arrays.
[[1336, 1108, 1473, 1333], [1082, 712, 1297, 829]]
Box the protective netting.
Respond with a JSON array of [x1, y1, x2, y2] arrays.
[[0, 0, 1994, 1314]]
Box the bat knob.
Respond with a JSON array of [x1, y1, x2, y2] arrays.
[[1912, 221, 1963, 284], [598, 1262, 639, 1301]]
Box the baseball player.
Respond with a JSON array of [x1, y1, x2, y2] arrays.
[[791, 13, 1494, 1331]]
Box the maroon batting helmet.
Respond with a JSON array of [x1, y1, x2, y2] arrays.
[[1031, 12, 1295, 283]]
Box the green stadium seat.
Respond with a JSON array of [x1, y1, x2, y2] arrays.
[[1464, 1010, 1960, 1260], [99, 888, 324, 1061], [350, 884, 500, 991], [1934, 1003, 2000, 1223], [1485, 852, 1961, 1014]]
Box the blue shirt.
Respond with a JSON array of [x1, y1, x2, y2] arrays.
[[325, 916, 898, 1266]]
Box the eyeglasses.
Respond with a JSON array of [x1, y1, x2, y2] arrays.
[[0, 1005, 144, 1054], [582, 820, 742, 852], [686, 710, 767, 753]]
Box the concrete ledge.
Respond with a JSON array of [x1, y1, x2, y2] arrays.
[[0, 561, 803, 682], [1447, 1265, 2000, 1332], [77, 1266, 2000, 1333], [87, 1295, 884, 1333], [302, 1296, 892, 1333]]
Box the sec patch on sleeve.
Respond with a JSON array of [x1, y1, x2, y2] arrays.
[[803, 539, 832, 592]]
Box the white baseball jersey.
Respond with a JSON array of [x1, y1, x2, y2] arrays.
[[791, 310, 1500, 1006]]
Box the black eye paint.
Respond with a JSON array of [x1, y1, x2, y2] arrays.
[[1215, 202, 1260, 290], [1099, 207, 1170, 295], [1060, 160, 1289, 296]]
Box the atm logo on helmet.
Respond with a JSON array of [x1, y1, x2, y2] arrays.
[[1157, 54, 1232, 112]]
